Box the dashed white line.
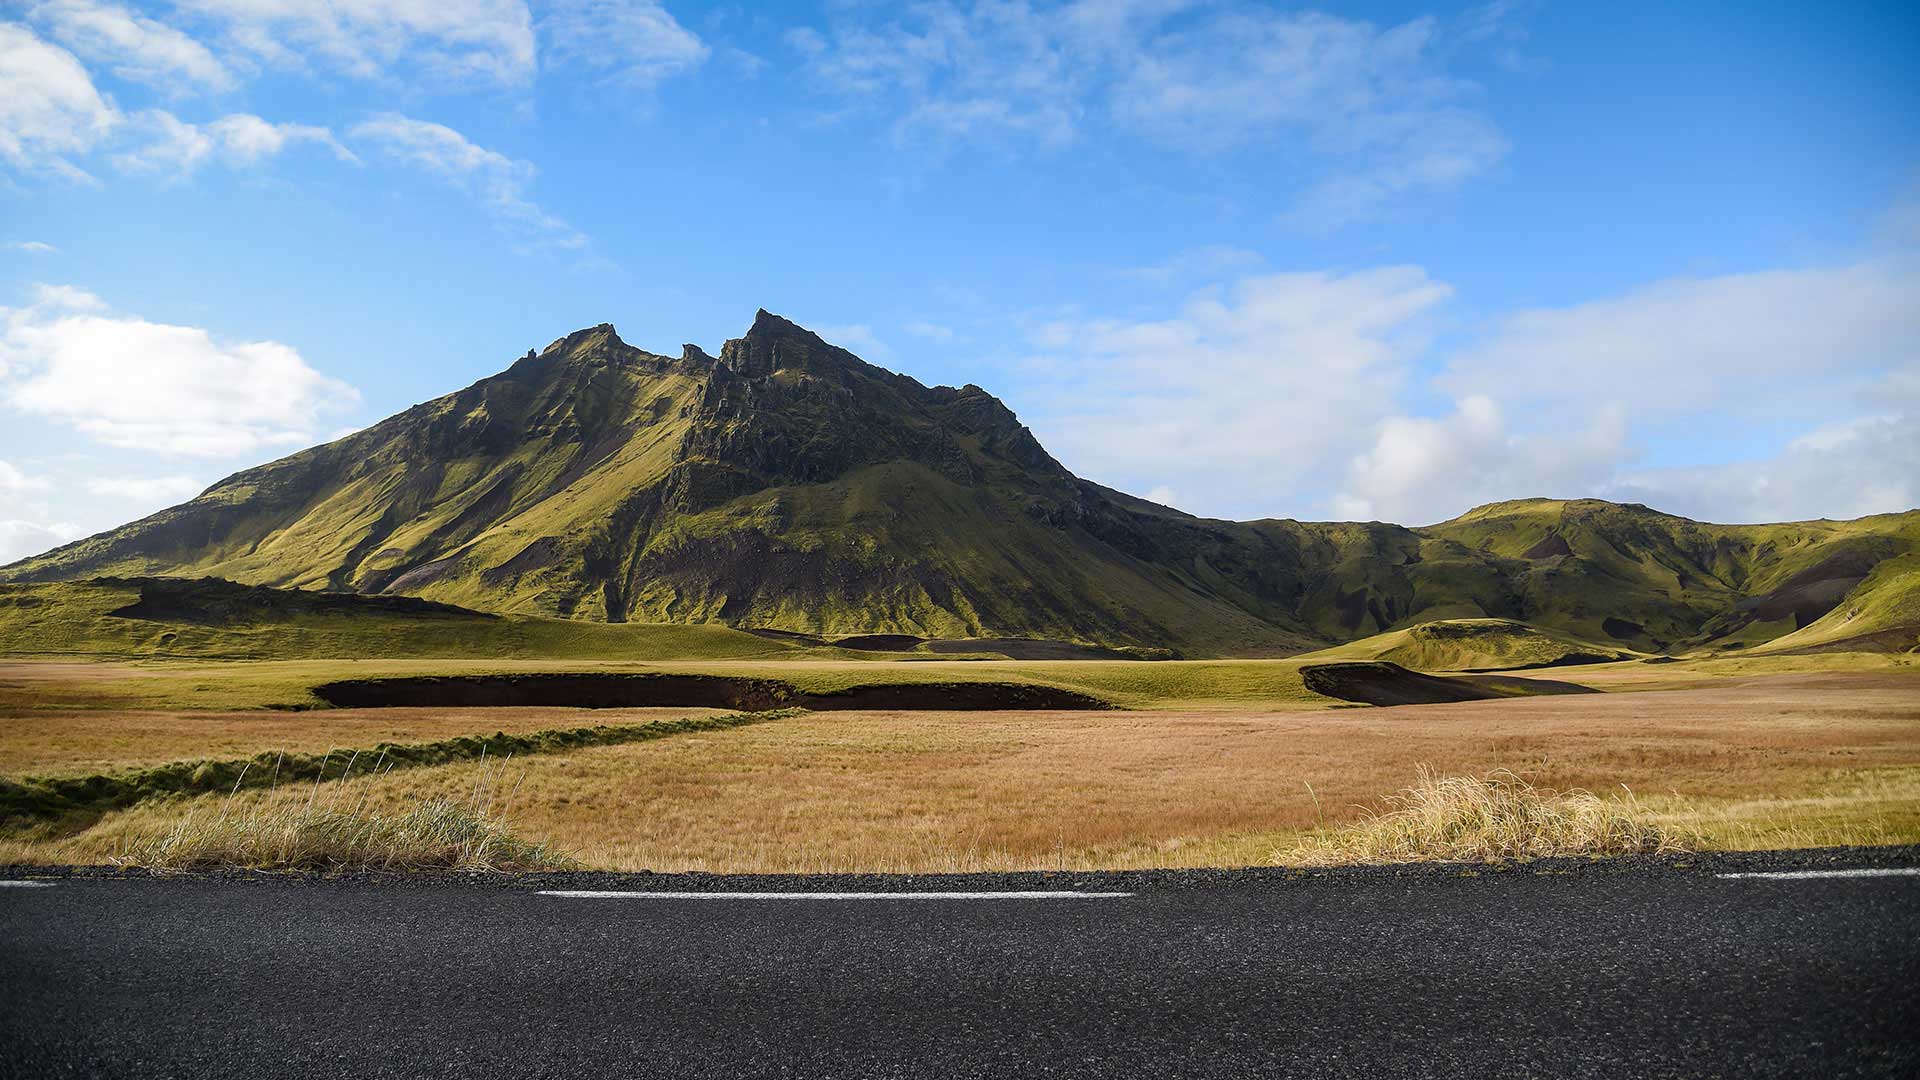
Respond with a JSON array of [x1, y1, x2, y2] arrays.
[[0, 881, 55, 888], [1717, 868, 1920, 880], [538, 890, 1133, 900]]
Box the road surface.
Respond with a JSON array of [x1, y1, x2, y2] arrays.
[[2, 852, 1916, 1078]]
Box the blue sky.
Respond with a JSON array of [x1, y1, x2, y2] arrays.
[[2, 0, 1917, 562]]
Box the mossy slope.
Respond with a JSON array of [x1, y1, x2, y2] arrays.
[[3, 314, 1916, 657], [1295, 618, 1637, 671], [0, 578, 808, 661]]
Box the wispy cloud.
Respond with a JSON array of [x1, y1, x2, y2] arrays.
[[177, 0, 538, 87], [6, 241, 60, 255], [0, 22, 122, 181], [85, 474, 206, 501], [29, 0, 234, 94], [903, 321, 955, 342], [1010, 265, 1452, 518], [541, 0, 707, 93], [787, 1, 1510, 222], [815, 323, 892, 361], [114, 109, 355, 177], [348, 113, 588, 252]]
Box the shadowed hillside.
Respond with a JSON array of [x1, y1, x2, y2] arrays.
[[4, 313, 1916, 657]]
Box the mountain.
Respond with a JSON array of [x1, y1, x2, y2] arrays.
[[4, 312, 1917, 657]]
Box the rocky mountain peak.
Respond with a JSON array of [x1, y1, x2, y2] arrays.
[[541, 322, 624, 357]]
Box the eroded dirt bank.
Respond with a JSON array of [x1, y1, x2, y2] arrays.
[[311, 673, 1113, 711]]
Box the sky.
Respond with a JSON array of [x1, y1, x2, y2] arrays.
[[1, 0, 1917, 563]]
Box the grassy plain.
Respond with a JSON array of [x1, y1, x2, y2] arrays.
[[0, 705, 725, 776], [7, 667, 1916, 871], [0, 655, 1337, 714], [7, 647, 1908, 717]]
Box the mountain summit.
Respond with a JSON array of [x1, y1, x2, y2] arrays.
[[5, 314, 1916, 656]]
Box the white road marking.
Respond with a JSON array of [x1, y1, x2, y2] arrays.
[[0, 881, 55, 888], [538, 890, 1133, 900], [1717, 868, 1920, 880]]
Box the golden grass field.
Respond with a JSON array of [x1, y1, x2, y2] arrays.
[[3, 652, 1916, 872], [0, 705, 725, 776]]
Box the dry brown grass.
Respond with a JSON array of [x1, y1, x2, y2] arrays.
[[0, 705, 722, 776], [1282, 768, 1686, 865], [107, 761, 569, 873], [18, 670, 1914, 872]]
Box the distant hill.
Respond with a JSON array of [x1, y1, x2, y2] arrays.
[[4, 311, 1916, 658], [1294, 618, 1638, 672]]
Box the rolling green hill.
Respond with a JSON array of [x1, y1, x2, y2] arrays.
[[1293, 618, 1639, 671], [1749, 553, 1920, 655], [3, 312, 1916, 658], [0, 578, 813, 661]]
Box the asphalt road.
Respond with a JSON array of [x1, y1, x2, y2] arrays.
[[2, 852, 1917, 1079]]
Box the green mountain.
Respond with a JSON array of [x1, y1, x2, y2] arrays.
[[4, 312, 1917, 657]]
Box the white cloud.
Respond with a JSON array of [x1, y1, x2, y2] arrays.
[[1333, 396, 1627, 524], [0, 460, 52, 493], [0, 458, 80, 564], [720, 45, 764, 78], [111, 108, 211, 173], [1440, 260, 1920, 424], [20, 282, 105, 314], [788, 1, 1507, 219], [207, 113, 355, 163], [349, 113, 587, 251], [0, 284, 360, 457], [6, 241, 60, 255], [816, 323, 891, 360], [904, 321, 955, 341], [1333, 256, 1920, 524], [1003, 239, 1919, 526], [1606, 414, 1920, 525], [1284, 107, 1509, 230], [115, 109, 355, 176], [1116, 245, 1264, 285], [85, 474, 206, 501], [29, 0, 234, 94], [1010, 266, 1451, 519], [787, 3, 1083, 150], [0, 22, 122, 180], [0, 519, 85, 564], [178, 0, 537, 86], [541, 0, 707, 90]]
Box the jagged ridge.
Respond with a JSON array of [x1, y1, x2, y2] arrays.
[[4, 312, 1917, 657]]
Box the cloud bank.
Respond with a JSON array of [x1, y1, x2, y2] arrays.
[[1009, 252, 1920, 525], [1, 285, 360, 458]]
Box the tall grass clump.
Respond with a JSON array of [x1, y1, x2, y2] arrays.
[[112, 758, 571, 873], [1282, 767, 1687, 865]]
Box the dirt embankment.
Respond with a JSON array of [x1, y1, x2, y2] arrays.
[[1301, 662, 1598, 707], [742, 628, 1157, 660], [310, 673, 1113, 712]]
